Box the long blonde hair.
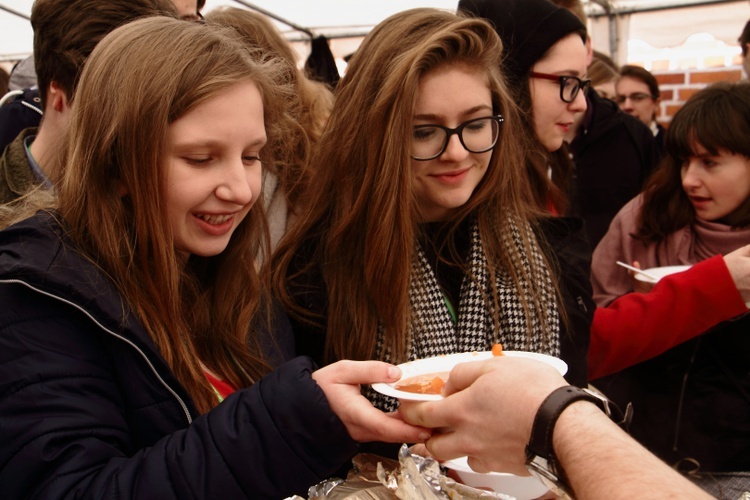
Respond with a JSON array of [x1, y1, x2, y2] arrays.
[[273, 8, 557, 364], [56, 17, 298, 413]]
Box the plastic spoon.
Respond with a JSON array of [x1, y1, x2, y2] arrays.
[[616, 261, 659, 281]]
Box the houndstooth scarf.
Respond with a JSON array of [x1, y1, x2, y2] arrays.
[[365, 218, 560, 411]]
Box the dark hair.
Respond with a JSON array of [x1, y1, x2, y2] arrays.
[[619, 64, 660, 99], [638, 81, 750, 241], [459, 0, 587, 213], [740, 19, 750, 56], [549, 0, 586, 25], [0, 66, 8, 96], [31, 0, 177, 109]]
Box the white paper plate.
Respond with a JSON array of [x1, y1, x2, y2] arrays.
[[371, 350, 567, 402], [634, 265, 691, 283]]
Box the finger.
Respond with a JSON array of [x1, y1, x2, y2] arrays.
[[422, 427, 464, 462], [348, 401, 431, 443], [409, 443, 431, 457], [442, 359, 493, 396], [318, 360, 402, 385], [370, 416, 432, 444], [398, 399, 457, 430]]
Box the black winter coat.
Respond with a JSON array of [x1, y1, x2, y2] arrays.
[[570, 90, 658, 247], [0, 212, 358, 499], [594, 313, 750, 472]]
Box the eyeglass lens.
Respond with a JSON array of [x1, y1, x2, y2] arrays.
[[561, 76, 591, 103], [530, 72, 590, 103], [615, 92, 652, 104], [411, 116, 502, 160]]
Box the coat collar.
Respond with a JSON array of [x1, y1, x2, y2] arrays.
[[0, 211, 194, 417]]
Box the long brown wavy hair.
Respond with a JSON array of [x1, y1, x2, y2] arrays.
[[638, 81, 750, 242], [53, 17, 299, 414], [205, 7, 334, 207], [272, 8, 558, 364]]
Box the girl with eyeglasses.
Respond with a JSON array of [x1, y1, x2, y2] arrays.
[[590, 81, 750, 477], [463, 0, 659, 251], [456, 0, 597, 386], [272, 8, 591, 419], [459, 0, 588, 214], [0, 17, 427, 498]]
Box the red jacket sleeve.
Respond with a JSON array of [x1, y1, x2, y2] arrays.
[[588, 255, 748, 380]]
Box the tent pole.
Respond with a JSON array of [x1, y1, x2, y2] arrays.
[[0, 4, 30, 21], [591, 0, 619, 62]]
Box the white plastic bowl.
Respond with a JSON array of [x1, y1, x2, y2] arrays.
[[443, 456, 549, 500], [634, 265, 691, 283]]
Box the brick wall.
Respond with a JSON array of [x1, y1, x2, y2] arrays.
[[650, 61, 744, 127]]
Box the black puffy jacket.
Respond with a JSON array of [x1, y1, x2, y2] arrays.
[[0, 212, 357, 499], [569, 90, 658, 248]]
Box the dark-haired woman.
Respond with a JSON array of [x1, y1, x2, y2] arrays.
[[591, 81, 750, 477]]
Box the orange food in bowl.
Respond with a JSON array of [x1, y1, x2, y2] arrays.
[[395, 373, 447, 394], [491, 343, 504, 356]]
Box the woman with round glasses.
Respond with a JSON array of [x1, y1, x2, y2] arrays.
[[457, 0, 597, 385], [463, 0, 658, 250], [459, 0, 589, 213], [272, 8, 591, 416]]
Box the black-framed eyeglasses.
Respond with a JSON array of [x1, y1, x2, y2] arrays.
[[614, 92, 655, 105], [411, 115, 504, 161], [530, 72, 591, 103]]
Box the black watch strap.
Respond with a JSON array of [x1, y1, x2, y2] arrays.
[[526, 386, 601, 464]]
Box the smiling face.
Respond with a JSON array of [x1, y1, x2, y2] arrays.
[[681, 143, 750, 222], [529, 33, 588, 152], [411, 64, 494, 222], [164, 81, 266, 257]]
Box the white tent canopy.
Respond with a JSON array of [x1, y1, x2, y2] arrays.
[[586, 0, 749, 63], [1, 0, 748, 62]]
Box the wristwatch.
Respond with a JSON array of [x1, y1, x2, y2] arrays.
[[525, 386, 631, 498]]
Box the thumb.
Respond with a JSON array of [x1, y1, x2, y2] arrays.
[[441, 360, 489, 397]]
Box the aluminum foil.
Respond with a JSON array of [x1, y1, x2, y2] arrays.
[[298, 445, 515, 500]]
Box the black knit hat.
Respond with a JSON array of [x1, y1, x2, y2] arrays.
[[458, 0, 586, 85]]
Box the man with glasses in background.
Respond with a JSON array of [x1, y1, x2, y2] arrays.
[[615, 65, 665, 159]]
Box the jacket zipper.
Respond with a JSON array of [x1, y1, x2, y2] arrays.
[[1, 278, 193, 425]]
